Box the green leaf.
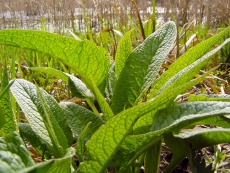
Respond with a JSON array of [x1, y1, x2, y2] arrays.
[[0, 106, 5, 129], [68, 74, 93, 98], [90, 77, 114, 121], [115, 29, 133, 79], [19, 123, 45, 157], [0, 30, 110, 92], [0, 132, 35, 173], [105, 61, 117, 102], [120, 101, 230, 169], [77, 71, 209, 173], [193, 116, 230, 128], [76, 122, 91, 162], [29, 67, 94, 99], [132, 67, 216, 135], [17, 147, 75, 173], [0, 80, 15, 100], [36, 86, 69, 157], [0, 65, 16, 135], [149, 26, 230, 98], [151, 101, 230, 132], [29, 67, 69, 82], [111, 21, 177, 114], [155, 38, 230, 96], [10, 79, 72, 157], [188, 94, 230, 102], [60, 102, 103, 140]]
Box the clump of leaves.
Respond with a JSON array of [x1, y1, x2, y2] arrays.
[[0, 22, 230, 173]]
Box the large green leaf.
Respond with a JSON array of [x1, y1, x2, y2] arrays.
[[151, 101, 230, 131], [0, 30, 110, 92], [0, 132, 35, 173], [10, 79, 72, 157], [76, 71, 211, 173], [120, 101, 230, 168], [111, 21, 177, 114], [132, 37, 230, 136], [149, 26, 230, 98], [155, 38, 230, 96], [132, 66, 217, 135], [60, 102, 103, 140]]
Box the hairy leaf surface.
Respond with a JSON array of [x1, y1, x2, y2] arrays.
[[149, 26, 230, 98], [60, 102, 103, 140], [157, 39, 230, 96], [77, 72, 211, 173], [10, 79, 72, 157], [0, 132, 34, 173], [122, 101, 230, 166], [111, 21, 177, 114], [0, 30, 110, 92]]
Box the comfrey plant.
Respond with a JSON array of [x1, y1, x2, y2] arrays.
[[0, 21, 230, 173]]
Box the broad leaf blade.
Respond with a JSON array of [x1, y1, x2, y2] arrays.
[[36, 87, 69, 157], [151, 101, 230, 131], [77, 70, 210, 173], [155, 39, 230, 96], [0, 132, 34, 173], [0, 30, 110, 92], [149, 26, 230, 98], [111, 21, 176, 114], [10, 79, 72, 157], [121, 101, 230, 168], [68, 74, 93, 98], [60, 102, 103, 140], [19, 123, 45, 157], [132, 67, 216, 135]]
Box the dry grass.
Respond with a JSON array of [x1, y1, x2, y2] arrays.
[[0, 0, 229, 32]]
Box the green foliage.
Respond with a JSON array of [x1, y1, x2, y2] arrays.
[[0, 64, 16, 136], [0, 22, 230, 173], [111, 22, 177, 114], [0, 132, 34, 173]]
